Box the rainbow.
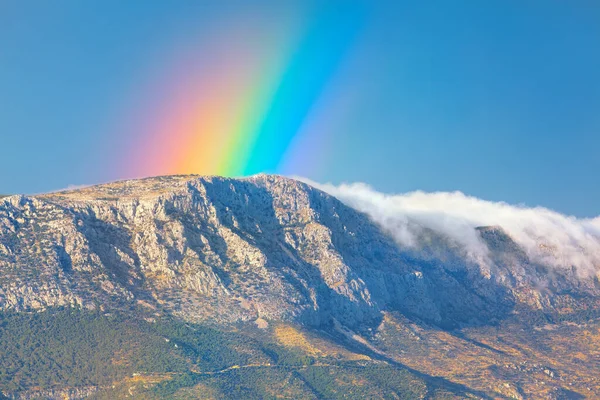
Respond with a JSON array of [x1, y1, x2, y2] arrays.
[[119, 5, 364, 179]]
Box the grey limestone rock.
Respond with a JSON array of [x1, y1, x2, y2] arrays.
[[0, 175, 597, 328]]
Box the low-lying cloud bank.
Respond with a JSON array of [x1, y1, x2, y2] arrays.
[[300, 179, 600, 278]]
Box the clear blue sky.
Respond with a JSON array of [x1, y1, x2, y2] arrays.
[[1, 1, 599, 217]]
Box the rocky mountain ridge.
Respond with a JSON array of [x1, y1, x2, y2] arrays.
[[1, 174, 598, 329]]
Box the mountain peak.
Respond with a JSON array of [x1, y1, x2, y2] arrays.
[[3, 175, 600, 398], [1, 174, 598, 330]]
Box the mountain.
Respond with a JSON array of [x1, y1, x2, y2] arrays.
[[1, 175, 599, 399]]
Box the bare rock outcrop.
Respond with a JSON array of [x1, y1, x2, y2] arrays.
[[1, 175, 598, 328]]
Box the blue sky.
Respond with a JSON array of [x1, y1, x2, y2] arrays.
[[0, 1, 599, 217]]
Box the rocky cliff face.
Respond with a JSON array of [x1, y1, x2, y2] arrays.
[[1, 175, 598, 328]]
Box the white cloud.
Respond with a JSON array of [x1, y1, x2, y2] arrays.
[[54, 184, 91, 193], [299, 178, 600, 279]]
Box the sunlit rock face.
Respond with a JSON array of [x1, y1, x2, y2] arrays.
[[0, 175, 598, 328]]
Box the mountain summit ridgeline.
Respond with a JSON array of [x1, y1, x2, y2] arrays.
[[2, 174, 598, 327], [1, 175, 599, 399]]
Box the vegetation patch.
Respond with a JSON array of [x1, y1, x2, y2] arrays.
[[0, 308, 468, 399]]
